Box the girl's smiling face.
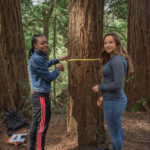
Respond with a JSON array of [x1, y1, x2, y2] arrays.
[[34, 36, 48, 53], [104, 35, 117, 54]]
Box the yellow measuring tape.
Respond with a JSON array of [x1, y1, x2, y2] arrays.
[[61, 58, 100, 65], [67, 58, 100, 62]]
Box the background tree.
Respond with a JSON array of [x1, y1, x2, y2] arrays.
[[41, 0, 55, 40], [125, 0, 150, 111], [104, 0, 127, 46], [0, 33, 12, 113], [0, 0, 30, 113], [68, 0, 105, 147]]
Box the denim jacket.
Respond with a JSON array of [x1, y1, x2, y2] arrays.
[[29, 49, 60, 93]]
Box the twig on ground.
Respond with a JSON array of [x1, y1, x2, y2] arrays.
[[50, 96, 64, 107], [126, 139, 150, 144]]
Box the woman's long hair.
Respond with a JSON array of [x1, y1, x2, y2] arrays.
[[100, 32, 134, 75], [28, 34, 44, 59]]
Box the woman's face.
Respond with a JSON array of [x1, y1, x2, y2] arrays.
[[34, 36, 49, 53], [104, 35, 117, 54]]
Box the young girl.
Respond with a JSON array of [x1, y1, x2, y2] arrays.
[[92, 33, 133, 150], [28, 34, 67, 150]]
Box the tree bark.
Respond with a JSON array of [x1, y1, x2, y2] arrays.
[[68, 0, 105, 147], [41, 0, 61, 58], [0, 0, 30, 112], [0, 34, 14, 113], [53, 10, 57, 100], [126, 0, 150, 109]]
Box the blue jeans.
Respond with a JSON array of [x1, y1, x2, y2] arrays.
[[103, 99, 127, 150]]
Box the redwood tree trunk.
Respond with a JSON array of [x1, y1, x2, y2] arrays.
[[126, 0, 150, 109], [68, 0, 105, 147], [0, 0, 30, 112], [0, 38, 13, 113]]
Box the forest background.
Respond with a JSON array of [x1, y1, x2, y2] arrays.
[[23, 0, 128, 113], [0, 0, 150, 149]]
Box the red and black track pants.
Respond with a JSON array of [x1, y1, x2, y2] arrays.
[[29, 92, 51, 150]]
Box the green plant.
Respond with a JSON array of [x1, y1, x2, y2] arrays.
[[131, 104, 140, 112], [129, 74, 136, 82], [137, 98, 147, 106], [128, 98, 148, 112]]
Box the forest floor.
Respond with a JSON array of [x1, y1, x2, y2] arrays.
[[0, 111, 150, 150]]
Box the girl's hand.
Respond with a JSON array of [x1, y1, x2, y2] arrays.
[[56, 64, 64, 72], [92, 85, 99, 93], [58, 56, 68, 61], [97, 96, 103, 107]]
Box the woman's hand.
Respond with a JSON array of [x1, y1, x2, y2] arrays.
[[92, 85, 99, 93], [56, 64, 64, 72], [97, 96, 103, 107], [58, 56, 68, 61]]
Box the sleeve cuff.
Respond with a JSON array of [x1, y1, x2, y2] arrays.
[[53, 59, 59, 64], [56, 59, 59, 63]]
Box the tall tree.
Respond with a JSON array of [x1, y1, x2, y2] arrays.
[[68, 0, 105, 147], [0, 0, 30, 112], [104, 0, 127, 46], [126, 0, 150, 110], [105, 0, 127, 20], [0, 34, 12, 113], [42, 0, 55, 40], [53, 4, 57, 100]]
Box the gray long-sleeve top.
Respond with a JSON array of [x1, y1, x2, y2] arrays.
[[98, 54, 128, 101]]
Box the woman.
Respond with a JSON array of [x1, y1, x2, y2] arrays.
[[28, 34, 67, 150], [92, 33, 133, 150]]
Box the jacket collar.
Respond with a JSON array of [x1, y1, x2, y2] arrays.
[[34, 49, 47, 57]]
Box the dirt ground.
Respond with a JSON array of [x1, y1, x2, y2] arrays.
[[0, 111, 150, 150]]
